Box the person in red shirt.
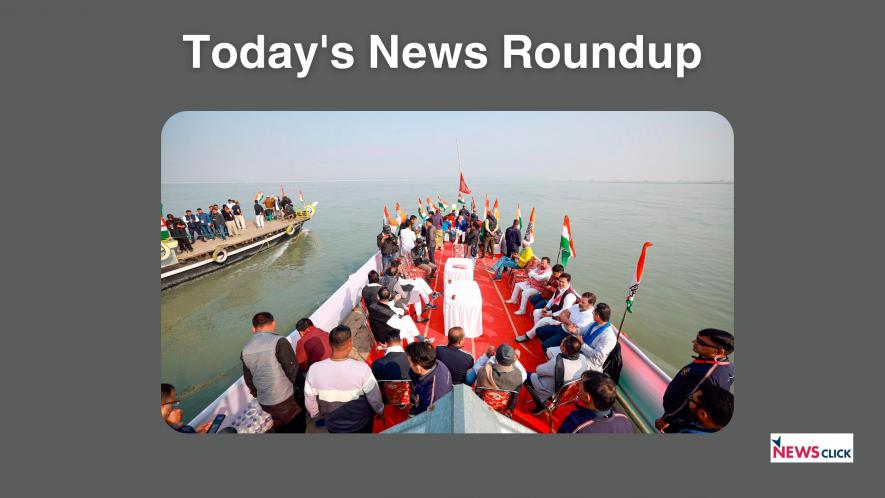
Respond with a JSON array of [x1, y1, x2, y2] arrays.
[[294, 318, 332, 374]]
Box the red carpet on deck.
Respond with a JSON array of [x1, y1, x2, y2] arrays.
[[372, 241, 576, 433]]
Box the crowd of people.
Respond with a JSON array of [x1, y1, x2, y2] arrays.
[[163, 195, 299, 253], [162, 202, 733, 435]]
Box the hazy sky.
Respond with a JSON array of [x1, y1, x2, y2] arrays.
[[161, 111, 732, 182]]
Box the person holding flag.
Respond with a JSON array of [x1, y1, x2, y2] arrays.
[[558, 215, 577, 267]]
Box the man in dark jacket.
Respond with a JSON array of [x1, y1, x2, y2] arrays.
[[424, 219, 438, 265], [253, 200, 265, 228], [558, 371, 633, 434], [241, 312, 305, 433], [196, 208, 215, 239], [435, 327, 475, 385], [480, 214, 499, 259], [367, 288, 400, 344], [406, 340, 453, 415], [371, 330, 411, 382], [166, 214, 193, 252], [504, 219, 522, 257], [361, 270, 384, 308], [184, 210, 204, 243], [210, 207, 227, 240], [377, 225, 399, 270], [655, 328, 734, 433], [678, 383, 734, 433]]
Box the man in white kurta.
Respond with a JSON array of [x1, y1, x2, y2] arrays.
[[506, 257, 553, 314]]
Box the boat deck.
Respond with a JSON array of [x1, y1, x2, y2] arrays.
[[351, 240, 621, 433], [174, 216, 309, 263]]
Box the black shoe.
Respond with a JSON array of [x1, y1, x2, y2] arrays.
[[514, 335, 529, 343], [425, 303, 437, 310], [532, 404, 547, 416], [431, 292, 442, 299]]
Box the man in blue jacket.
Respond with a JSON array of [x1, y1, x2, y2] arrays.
[[406, 340, 453, 415], [655, 328, 734, 433], [196, 208, 215, 239]]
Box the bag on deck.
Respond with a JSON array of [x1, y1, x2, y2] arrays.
[[603, 342, 623, 385]]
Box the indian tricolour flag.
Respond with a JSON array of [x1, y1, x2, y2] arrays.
[[524, 207, 535, 243], [560, 215, 576, 267], [417, 198, 427, 221], [516, 204, 522, 230], [383, 206, 398, 229], [254, 192, 264, 203], [395, 202, 407, 223], [161, 216, 170, 241], [626, 242, 653, 313], [493, 198, 500, 221]]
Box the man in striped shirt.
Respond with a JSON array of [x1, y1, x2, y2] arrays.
[[304, 325, 384, 433]]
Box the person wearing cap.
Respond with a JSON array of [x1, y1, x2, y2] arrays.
[[557, 371, 633, 433], [435, 327, 475, 385], [410, 236, 438, 279], [377, 224, 399, 271], [406, 341, 454, 415], [655, 328, 735, 433], [472, 344, 524, 392], [679, 383, 734, 433]]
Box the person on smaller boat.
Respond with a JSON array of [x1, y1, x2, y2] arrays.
[[557, 371, 633, 434], [514, 274, 579, 343], [304, 325, 384, 433], [655, 329, 734, 433], [166, 214, 193, 252], [210, 206, 227, 240], [524, 335, 590, 414], [506, 256, 554, 313], [253, 199, 265, 228], [406, 341, 454, 415], [434, 327, 475, 385], [196, 207, 216, 239], [677, 383, 734, 433]]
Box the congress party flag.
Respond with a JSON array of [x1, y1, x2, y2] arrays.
[[395, 202, 407, 223], [493, 198, 500, 221], [560, 215, 576, 267], [524, 207, 535, 242], [471, 197, 477, 213], [625, 242, 653, 313], [254, 192, 264, 203], [458, 172, 472, 195], [516, 204, 522, 230], [383, 205, 398, 229]]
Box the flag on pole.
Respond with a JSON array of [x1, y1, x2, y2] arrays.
[[493, 198, 500, 221], [459, 172, 472, 194], [417, 198, 427, 220], [471, 197, 477, 212], [484, 195, 489, 219], [298, 190, 304, 203], [559, 215, 577, 267], [254, 192, 264, 203], [281, 184, 286, 198], [161, 216, 170, 241], [457, 193, 466, 206], [383, 206, 398, 229], [395, 202, 407, 223], [437, 195, 449, 212], [516, 204, 523, 231], [426, 197, 434, 214], [524, 207, 536, 242], [625, 242, 653, 313]]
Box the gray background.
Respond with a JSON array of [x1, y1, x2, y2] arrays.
[[1, 0, 879, 495]]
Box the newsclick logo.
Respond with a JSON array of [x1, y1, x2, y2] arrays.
[[770, 433, 853, 463]]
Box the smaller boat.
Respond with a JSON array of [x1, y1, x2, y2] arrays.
[[161, 203, 317, 290]]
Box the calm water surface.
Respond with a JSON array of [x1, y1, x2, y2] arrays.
[[161, 179, 733, 417]]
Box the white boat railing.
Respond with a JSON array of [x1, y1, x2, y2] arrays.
[[187, 251, 382, 429]]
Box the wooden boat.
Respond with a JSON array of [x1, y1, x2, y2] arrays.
[[161, 203, 317, 290], [187, 238, 672, 433]]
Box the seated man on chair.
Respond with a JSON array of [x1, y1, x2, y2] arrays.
[[411, 237, 438, 279], [381, 259, 440, 322], [525, 335, 590, 414], [361, 270, 384, 308], [368, 287, 423, 343], [435, 327, 475, 385], [488, 250, 520, 281], [557, 371, 633, 434], [515, 274, 579, 343], [527, 264, 564, 312], [529, 292, 597, 350], [473, 344, 524, 392], [371, 330, 410, 382], [506, 256, 553, 314]]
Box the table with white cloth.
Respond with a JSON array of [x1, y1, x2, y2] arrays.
[[444, 280, 483, 339], [444, 257, 474, 288]]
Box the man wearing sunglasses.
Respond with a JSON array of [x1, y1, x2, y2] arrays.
[[679, 383, 734, 433], [655, 328, 735, 433], [161, 383, 211, 433]]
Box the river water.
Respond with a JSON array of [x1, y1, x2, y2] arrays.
[[161, 179, 733, 417]]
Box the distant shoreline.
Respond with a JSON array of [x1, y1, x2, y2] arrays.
[[161, 179, 734, 185]]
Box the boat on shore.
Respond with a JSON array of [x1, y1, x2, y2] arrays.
[[186, 239, 672, 433], [161, 203, 317, 290]]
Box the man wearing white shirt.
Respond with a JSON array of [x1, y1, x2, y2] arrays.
[[399, 224, 417, 255], [577, 303, 617, 373], [506, 256, 553, 315], [515, 274, 581, 342], [519, 292, 596, 349]]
